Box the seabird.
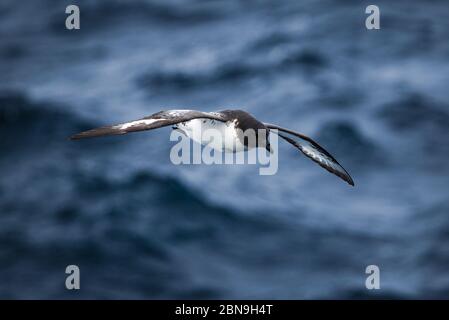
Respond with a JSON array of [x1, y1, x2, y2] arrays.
[[70, 109, 354, 186]]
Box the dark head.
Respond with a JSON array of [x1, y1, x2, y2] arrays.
[[220, 109, 271, 152]]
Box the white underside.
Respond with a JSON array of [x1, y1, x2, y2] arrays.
[[176, 119, 246, 152]]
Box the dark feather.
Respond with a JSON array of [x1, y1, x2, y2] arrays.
[[265, 123, 354, 186]]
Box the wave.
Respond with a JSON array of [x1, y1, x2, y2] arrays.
[[250, 32, 294, 51], [71, 170, 259, 228], [316, 121, 386, 168], [341, 288, 413, 300], [137, 62, 261, 91], [137, 48, 328, 92], [0, 91, 107, 152], [280, 50, 327, 68], [378, 93, 449, 166], [47, 0, 223, 34], [379, 93, 449, 133]]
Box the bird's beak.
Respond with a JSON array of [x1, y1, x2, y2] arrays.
[[266, 144, 274, 154], [173, 127, 187, 136]]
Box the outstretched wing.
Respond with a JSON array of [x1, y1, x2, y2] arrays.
[[70, 110, 227, 140], [265, 123, 354, 186]]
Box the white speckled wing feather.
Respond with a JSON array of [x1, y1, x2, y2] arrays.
[[70, 110, 227, 140], [264, 123, 354, 186]]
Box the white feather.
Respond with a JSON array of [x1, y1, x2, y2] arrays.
[[177, 119, 245, 152], [116, 118, 159, 130]]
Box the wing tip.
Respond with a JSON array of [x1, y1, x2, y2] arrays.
[[346, 176, 355, 187], [69, 132, 87, 140], [69, 133, 90, 140], [69, 131, 95, 140], [69, 126, 125, 140], [69, 135, 80, 141], [337, 167, 354, 186], [334, 169, 354, 186]]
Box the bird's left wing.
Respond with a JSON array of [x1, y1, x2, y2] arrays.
[[70, 110, 226, 140], [265, 123, 354, 186]]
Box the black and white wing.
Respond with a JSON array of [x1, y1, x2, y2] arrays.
[[265, 123, 354, 186], [70, 110, 226, 140]]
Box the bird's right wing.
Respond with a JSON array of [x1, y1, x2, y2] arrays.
[[265, 123, 354, 186], [70, 110, 227, 140]]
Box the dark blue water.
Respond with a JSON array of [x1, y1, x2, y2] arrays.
[[1, 0, 449, 299]]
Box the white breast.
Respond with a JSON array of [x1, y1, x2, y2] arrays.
[[176, 119, 246, 152]]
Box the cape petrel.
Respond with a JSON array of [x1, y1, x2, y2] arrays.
[[70, 109, 354, 186]]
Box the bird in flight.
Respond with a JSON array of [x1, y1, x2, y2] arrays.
[[70, 109, 354, 186]]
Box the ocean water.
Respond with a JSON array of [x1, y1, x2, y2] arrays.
[[1, 0, 449, 299]]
